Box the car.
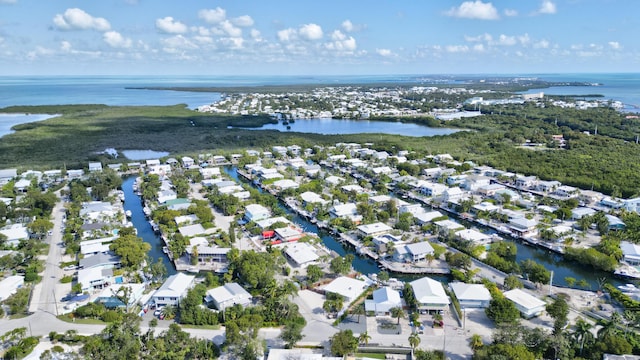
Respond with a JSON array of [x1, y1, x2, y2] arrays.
[[153, 309, 162, 317], [63, 265, 76, 271]]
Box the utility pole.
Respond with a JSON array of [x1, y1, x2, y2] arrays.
[[52, 290, 59, 316], [549, 270, 554, 296]]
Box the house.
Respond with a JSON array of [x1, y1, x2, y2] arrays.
[[449, 282, 491, 309], [420, 183, 447, 197], [373, 233, 401, 253], [94, 283, 146, 310], [67, 169, 84, 179], [181, 156, 195, 168], [323, 276, 369, 305], [205, 283, 253, 310], [443, 187, 464, 202], [405, 241, 435, 262], [509, 217, 538, 238], [553, 185, 580, 199], [152, 273, 196, 307], [329, 203, 361, 223], [79, 252, 121, 270], [0, 275, 24, 301], [80, 201, 117, 221], [446, 175, 467, 186], [255, 216, 292, 230], [244, 204, 271, 222], [606, 214, 626, 231], [455, 229, 492, 246], [88, 162, 103, 172], [471, 202, 499, 214], [13, 178, 31, 193], [364, 287, 402, 316], [357, 222, 393, 238], [423, 167, 442, 178], [178, 224, 207, 238], [621, 241, 640, 265], [272, 179, 299, 191], [370, 194, 393, 206], [571, 207, 596, 220], [0, 224, 29, 247], [186, 246, 231, 265], [165, 198, 191, 211], [463, 175, 491, 192], [175, 214, 198, 226], [503, 289, 546, 318], [325, 175, 344, 186], [199, 167, 221, 179], [433, 220, 465, 236], [0, 168, 17, 185], [274, 226, 304, 242], [476, 184, 506, 197], [77, 267, 114, 292], [409, 277, 450, 312], [515, 175, 537, 189], [283, 242, 319, 268], [300, 191, 328, 207], [535, 180, 561, 193], [413, 210, 444, 225], [157, 190, 178, 204]]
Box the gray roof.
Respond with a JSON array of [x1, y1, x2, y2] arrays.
[[0, 169, 17, 179], [405, 241, 434, 256], [79, 252, 120, 269]]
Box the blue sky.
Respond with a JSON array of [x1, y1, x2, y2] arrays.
[[0, 0, 637, 75]]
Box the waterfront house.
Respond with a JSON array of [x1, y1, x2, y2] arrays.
[[621, 241, 640, 265], [300, 191, 329, 207], [413, 210, 444, 225], [553, 185, 580, 199], [509, 217, 538, 238], [571, 207, 596, 220], [503, 289, 546, 318], [186, 246, 230, 264], [272, 179, 299, 191], [255, 216, 292, 230], [199, 167, 221, 179], [80, 201, 118, 222], [79, 252, 121, 270], [420, 182, 447, 197], [405, 241, 435, 262], [95, 283, 146, 310], [152, 273, 196, 308], [365, 287, 402, 316], [449, 282, 491, 309], [535, 180, 561, 193], [373, 233, 401, 253], [455, 229, 492, 246], [409, 277, 450, 312], [515, 175, 537, 189], [244, 204, 271, 222], [178, 224, 207, 238], [329, 203, 361, 223], [462, 175, 491, 192], [205, 283, 253, 310], [443, 187, 464, 203], [433, 220, 465, 237], [476, 184, 506, 197], [323, 276, 369, 305], [283, 241, 320, 268], [357, 222, 393, 238], [274, 226, 304, 242], [471, 202, 499, 215]]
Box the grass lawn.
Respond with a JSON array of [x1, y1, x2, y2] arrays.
[[179, 324, 221, 330], [354, 353, 386, 359], [57, 314, 106, 325]]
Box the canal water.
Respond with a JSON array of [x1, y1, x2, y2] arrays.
[[122, 176, 177, 275], [223, 166, 624, 288]]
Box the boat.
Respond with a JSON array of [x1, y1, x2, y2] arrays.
[[125, 210, 132, 218], [614, 268, 640, 279], [618, 283, 640, 293], [186, 267, 199, 274], [162, 246, 169, 254]]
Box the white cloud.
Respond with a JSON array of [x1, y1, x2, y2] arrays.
[[445, 45, 469, 53], [0, 0, 17, 4], [445, 1, 499, 20], [192, 26, 210, 37], [473, 44, 485, 52], [162, 35, 198, 52], [504, 9, 518, 17], [496, 34, 516, 46], [342, 20, 354, 32], [220, 20, 242, 37], [60, 41, 72, 52], [518, 33, 530, 45], [250, 29, 262, 40], [376, 48, 393, 57], [104, 30, 132, 48], [464, 33, 492, 42], [538, 0, 557, 14], [221, 37, 244, 49], [299, 23, 323, 40], [232, 15, 254, 27], [608, 41, 621, 50], [277, 28, 297, 42], [53, 8, 111, 31], [325, 30, 356, 52], [533, 39, 550, 49], [199, 8, 226, 24], [156, 17, 187, 34]]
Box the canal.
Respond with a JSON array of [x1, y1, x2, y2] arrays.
[[122, 176, 177, 275], [223, 166, 624, 288]]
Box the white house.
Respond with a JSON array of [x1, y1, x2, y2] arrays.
[[88, 162, 103, 172], [509, 217, 538, 238], [364, 287, 402, 316], [152, 273, 196, 307], [571, 207, 596, 220], [178, 224, 207, 238], [244, 204, 271, 222], [300, 191, 328, 206], [205, 283, 253, 310], [449, 282, 491, 309], [621, 241, 640, 265], [357, 222, 393, 238], [77, 267, 113, 292], [405, 241, 435, 262], [455, 229, 492, 246], [0, 275, 24, 301], [443, 187, 464, 202], [283, 242, 319, 268], [409, 277, 450, 312], [323, 276, 369, 305], [503, 289, 546, 319], [0, 224, 29, 247]]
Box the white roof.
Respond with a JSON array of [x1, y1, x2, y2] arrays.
[[621, 241, 640, 257], [245, 203, 271, 217], [284, 242, 319, 266], [413, 210, 443, 223], [372, 286, 401, 305], [78, 267, 112, 289], [273, 179, 299, 189], [175, 214, 198, 225], [449, 282, 491, 302], [80, 242, 110, 255], [455, 229, 491, 242], [154, 273, 195, 299], [178, 224, 206, 237], [369, 194, 392, 203], [405, 241, 434, 255], [503, 289, 546, 310], [0, 224, 29, 241], [300, 191, 327, 204], [357, 222, 393, 235], [0, 275, 24, 301], [205, 282, 252, 308], [410, 277, 450, 305], [331, 203, 358, 217], [434, 219, 464, 231], [323, 276, 368, 301], [255, 216, 291, 229], [342, 184, 365, 193]]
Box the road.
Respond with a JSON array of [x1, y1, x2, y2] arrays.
[[28, 188, 70, 316]]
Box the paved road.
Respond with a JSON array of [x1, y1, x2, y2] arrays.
[[28, 189, 70, 316]]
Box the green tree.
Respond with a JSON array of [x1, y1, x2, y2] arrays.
[[485, 297, 520, 324], [280, 321, 304, 349], [503, 275, 523, 290], [390, 306, 405, 325], [109, 231, 151, 269], [358, 330, 371, 345], [27, 218, 54, 240], [520, 259, 551, 284], [546, 297, 569, 334], [306, 264, 323, 283], [408, 332, 421, 349], [329, 254, 354, 275], [469, 333, 483, 350], [330, 329, 358, 356]]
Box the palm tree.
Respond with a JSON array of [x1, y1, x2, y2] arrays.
[[390, 306, 405, 325], [161, 305, 176, 320], [573, 318, 593, 356], [358, 331, 371, 345], [408, 332, 421, 349], [352, 304, 365, 322], [469, 334, 483, 350]]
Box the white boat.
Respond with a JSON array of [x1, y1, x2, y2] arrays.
[[125, 210, 132, 218], [618, 283, 640, 293], [162, 246, 169, 254]]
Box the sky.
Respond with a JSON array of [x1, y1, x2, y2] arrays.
[[0, 0, 638, 75]]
